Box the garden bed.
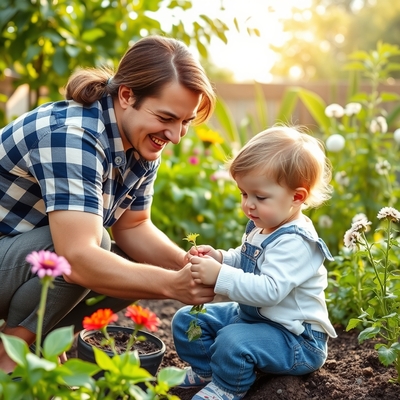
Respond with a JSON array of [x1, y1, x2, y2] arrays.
[[69, 298, 399, 399], [139, 299, 399, 400]]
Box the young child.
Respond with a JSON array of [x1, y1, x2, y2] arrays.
[[172, 126, 337, 400]]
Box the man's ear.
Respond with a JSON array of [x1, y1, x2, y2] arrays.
[[293, 188, 308, 204], [118, 85, 134, 109]]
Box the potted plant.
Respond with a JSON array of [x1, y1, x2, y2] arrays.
[[77, 305, 166, 377]]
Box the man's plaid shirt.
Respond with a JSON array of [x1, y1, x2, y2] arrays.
[[0, 95, 160, 237]]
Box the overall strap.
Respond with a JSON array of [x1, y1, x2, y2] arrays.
[[245, 220, 256, 236], [259, 225, 334, 261]]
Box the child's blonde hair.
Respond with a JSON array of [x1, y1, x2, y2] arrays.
[[229, 126, 332, 208]]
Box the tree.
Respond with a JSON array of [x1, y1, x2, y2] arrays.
[[269, 0, 400, 82], [0, 0, 231, 108]]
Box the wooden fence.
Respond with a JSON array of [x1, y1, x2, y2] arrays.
[[214, 81, 400, 130]]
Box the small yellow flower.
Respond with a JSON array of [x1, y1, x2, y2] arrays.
[[195, 127, 224, 145], [183, 233, 200, 246], [197, 215, 204, 223]]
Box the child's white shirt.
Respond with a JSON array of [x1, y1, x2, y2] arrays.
[[215, 216, 337, 338]]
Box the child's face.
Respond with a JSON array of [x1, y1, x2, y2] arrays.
[[235, 172, 302, 234]]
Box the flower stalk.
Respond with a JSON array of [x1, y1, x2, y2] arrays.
[[345, 207, 400, 382], [183, 233, 207, 341]]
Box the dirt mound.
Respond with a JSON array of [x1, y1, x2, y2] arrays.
[[138, 299, 399, 400]]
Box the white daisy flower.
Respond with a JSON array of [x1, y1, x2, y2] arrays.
[[318, 215, 333, 229], [335, 171, 350, 187], [352, 213, 368, 224], [375, 160, 391, 175], [377, 207, 400, 222], [344, 102, 362, 116], [325, 103, 345, 118], [394, 128, 400, 144], [370, 116, 388, 133], [326, 134, 345, 152]]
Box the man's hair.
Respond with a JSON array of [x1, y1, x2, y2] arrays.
[[229, 126, 333, 208], [65, 35, 215, 125]]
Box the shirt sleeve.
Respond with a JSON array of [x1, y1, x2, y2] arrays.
[[28, 125, 106, 216]]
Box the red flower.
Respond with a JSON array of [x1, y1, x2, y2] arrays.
[[82, 308, 118, 330], [125, 305, 160, 332]]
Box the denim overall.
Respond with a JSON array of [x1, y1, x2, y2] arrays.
[[238, 220, 334, 320], [172, 221, 334, 395]]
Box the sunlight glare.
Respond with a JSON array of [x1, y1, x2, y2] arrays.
[[159, 0, 312, 82]]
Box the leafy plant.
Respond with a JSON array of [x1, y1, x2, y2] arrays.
[[82, 304, 160, 356], [0, 250, 185, 399], [0, 0, 233, 109], [289, 43, 400, 256], [345, 207, 400, 383], [152, 130, 246, 250]]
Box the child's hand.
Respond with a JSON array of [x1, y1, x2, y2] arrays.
[[188, 245, 222, 262], [190, 256, 221, 286]]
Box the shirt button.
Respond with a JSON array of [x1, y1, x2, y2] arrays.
[[115, 156, 123, 165]]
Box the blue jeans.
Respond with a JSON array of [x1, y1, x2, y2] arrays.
[[172, 302, 328, 394]]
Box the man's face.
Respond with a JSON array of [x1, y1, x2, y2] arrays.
[[117, 81, 202, 161]]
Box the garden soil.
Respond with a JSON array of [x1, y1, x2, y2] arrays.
[[70, 298, 400, 400]]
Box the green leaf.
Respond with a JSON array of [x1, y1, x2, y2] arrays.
[[157, 366, 186, 386], [43, 326, 74, 359], [214, 97, 241, 145], [93, 346, 119, 373], [52, 47, 69, 76], [380, 92, 400, 102], [25, 352, 57, 372], [62, 357, 101, 377], [358, 326, 380, 343], [296, 88, 330, 133], [0, 333, 29, 367], [196, 40, 208, 58], [0, 7, 18, 31], [346, 318, 361, 331], [186, 321, 202, 342], [276, 89, 299, 124], [81, 28, 106, 43], [376, 344, 398, 366]]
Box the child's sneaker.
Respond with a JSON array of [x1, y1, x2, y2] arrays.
[[178, 367, 212, 388], [192, 382, 247, 400]]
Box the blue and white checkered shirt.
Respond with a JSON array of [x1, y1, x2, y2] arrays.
[[0, 95, 160, 236]]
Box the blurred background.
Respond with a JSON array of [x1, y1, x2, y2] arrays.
[[2, 0, 400, 327]]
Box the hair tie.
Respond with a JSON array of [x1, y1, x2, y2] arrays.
[[107, 77, 113, 85]]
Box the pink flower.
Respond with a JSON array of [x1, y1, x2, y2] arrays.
[[26, 250, 71, 278], [189, 156, 199, 165]]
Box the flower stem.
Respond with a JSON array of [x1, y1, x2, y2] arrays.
[[101, 327, 117, 355], [125, 327, 140, 352], [36, 277, 51, 357], [362, 232, 385, 310], [382, 219, 391, 316]]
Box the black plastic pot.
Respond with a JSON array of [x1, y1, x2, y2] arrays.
[[77, 325, 166, 376]]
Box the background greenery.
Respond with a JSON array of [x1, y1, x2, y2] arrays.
[[2, 0, 400, 332]]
